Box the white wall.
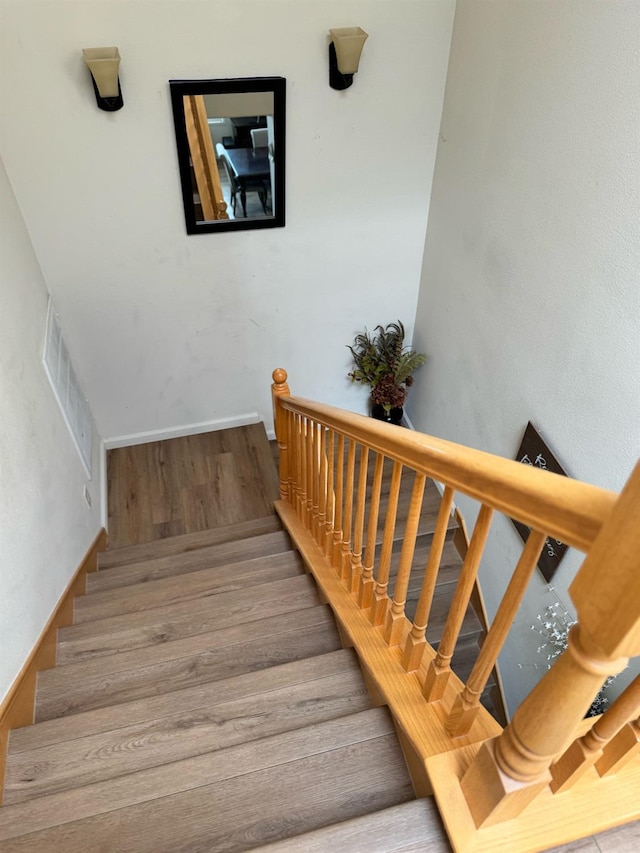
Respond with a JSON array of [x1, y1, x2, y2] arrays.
[[0, 157, 103, 704], [0, 0, 455, 444], [410, 1, 640, 714]]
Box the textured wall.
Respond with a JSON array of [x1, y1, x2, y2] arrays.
[[0, 0, 455, 443], [0, 158, 102, 703], [410, 1, 640, 714]]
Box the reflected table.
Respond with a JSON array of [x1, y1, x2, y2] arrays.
[[223, 146, 270, 217]]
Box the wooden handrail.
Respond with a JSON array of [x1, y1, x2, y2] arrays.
[[183, 95, 229, 221], [276, 394, 615, 552], [270, 370, 640, 849]]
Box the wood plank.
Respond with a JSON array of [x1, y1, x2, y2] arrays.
[[91, 529, 293, 592], [9, 649, 362, 753], [252, 799, 450, 852], [4, 668, 371, 804], [77, 550, 304, 622], [106, 424, 279, 550], [0, 708, 396, 843], [37, 604, 341, 720], [0, 728, 413, 851], [98, 515, 282, 569], [57, 573, 321, 666]]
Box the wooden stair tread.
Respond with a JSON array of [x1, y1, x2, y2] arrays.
[[99, 515, 283, 569], [37, 604, 341, 721], [5, 652, 371, 804], [0, 708, 411, 848], [9, 649, 362, 753], [77, 549, 304, 623], [250, 798, 450, 852], [92, 527, 293, 592], [57, 572, 321, 665]]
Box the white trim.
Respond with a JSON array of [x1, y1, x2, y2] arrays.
[[103, 412, 262, 449], [402, 412, 416, 432], [265, 428, 276, 441]]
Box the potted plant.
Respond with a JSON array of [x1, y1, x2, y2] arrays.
[[347, 320, 426, 424]]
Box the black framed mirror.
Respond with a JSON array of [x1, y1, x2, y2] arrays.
[[169, 77, 286, 234]]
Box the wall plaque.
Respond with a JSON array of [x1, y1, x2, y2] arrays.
[[512, 422, 569, 582]]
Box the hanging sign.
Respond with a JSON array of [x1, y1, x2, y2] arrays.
[[512, 422, 569, 582]]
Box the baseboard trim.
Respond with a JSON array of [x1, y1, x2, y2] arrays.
[[0, 527, 107, 802], [104, 413, 262, 449]]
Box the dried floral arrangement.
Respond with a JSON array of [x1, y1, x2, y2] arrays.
[[527, 601, 619, 717], [347, 321, 426, 413]]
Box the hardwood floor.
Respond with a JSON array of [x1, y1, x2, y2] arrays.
[[107, 423, 280, 549]]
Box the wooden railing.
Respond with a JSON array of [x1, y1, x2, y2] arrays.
[[271, 369, 640, 852], [183, 94, 229, 221]]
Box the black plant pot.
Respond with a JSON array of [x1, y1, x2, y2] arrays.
[[371, 403, 403, 425]]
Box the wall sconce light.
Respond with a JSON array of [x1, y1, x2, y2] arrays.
[[82, 47, 123, 111], [328, 27, 368, 90]]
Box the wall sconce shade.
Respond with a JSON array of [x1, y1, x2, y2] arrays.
[[82, 47, 123, 111], [328, 27, 368, 90]]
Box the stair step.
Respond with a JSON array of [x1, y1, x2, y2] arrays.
[[98, 515, 283, 570], [58, 572, 320, 665], [250, 798, 449, 852], [91, 527, 293, 593], [37, 603, 342, 720], [9, 648, 360, 753], [0, 709, 413, 851], [77, 549, 304, 623], [5, 650, 370, 805]]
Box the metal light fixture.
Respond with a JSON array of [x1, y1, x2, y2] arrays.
[[328, 27, 368, 90], [82, 47, 123, 111]]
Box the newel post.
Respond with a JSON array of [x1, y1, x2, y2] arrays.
[[461, 462, 640, 828], [271, 368, 291, 501]]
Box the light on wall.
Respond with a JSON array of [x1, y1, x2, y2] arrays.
[[328, 27, 368, 90], [82, 47, 123, 111]]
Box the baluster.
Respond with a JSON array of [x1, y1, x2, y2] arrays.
[[350, 446, 369, 593], [370, 461, 403, 626], [549, 674, 640, 791], [359, 452, 384, 609], [298, 416, 307, 522], [305, 419, 313, 533], [285, 409, 294, 502], [332, 434, 345, 570], [308, 420, 317, 535], [423, 504, 493, 702], [316, 425, 328, 548], [384, 473, 426, 646], [324, 429, 335, 557], [446, 529, 546, 736], [460, 462, 640, 828], [597, 713, 640, 777], [270, 368, 290, 501], [403, 486, 455, 671], [292, 413, 302, 514], [339, 440, 357, 581]]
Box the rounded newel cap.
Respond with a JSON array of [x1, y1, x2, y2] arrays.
[[272, 368, 288, 384]]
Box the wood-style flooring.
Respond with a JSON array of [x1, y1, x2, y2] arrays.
[[107, 423, 280, 549]]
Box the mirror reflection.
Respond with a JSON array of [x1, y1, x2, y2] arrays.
[[170, 77, 286, 234]]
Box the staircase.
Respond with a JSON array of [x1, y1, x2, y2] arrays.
[[0, 434, 464, 851], [2, 416, 637, 851]]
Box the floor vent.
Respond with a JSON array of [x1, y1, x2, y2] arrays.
[[42, 299, 93, 477]]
